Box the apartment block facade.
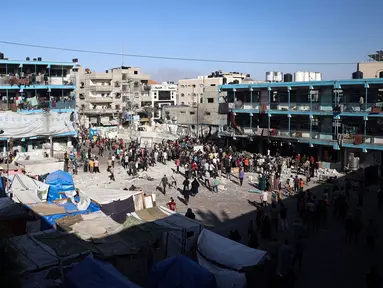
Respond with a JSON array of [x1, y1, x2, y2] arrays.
[[76, 66, 151, 126], [219, 76, 383, 167], [0, 53, 77, 151], [163, 71, 248, 135]]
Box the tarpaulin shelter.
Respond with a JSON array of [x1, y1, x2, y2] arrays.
[[63, 256, 141, 288], [197, 229, 267, 288], [146, 255, 216, 288], [45, 170, 75, 201]]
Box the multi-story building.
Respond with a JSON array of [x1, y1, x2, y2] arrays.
[[357, 51, 383, 78], [178, 71, 248, 106], [218, 73, 383, 167], [163, 71, 248, 135], [0, 53, 77, 151], [76, 66, 151, 126], [147, 82, 177, 120]]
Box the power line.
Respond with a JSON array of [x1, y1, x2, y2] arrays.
[[0, 40, 357, 65]]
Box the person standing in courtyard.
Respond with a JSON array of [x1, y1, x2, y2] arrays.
[[185, 208, 195, 219], [262, 190, 268, 207], [239, 168, 244, 186], [167, 197, 176, 212], [161, 175, 168, 195], [109, 166, 115, 181]]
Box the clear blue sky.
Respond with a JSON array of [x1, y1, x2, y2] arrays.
[[1, 0, 382, 81]]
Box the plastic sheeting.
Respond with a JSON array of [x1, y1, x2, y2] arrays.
[[63, 256, 141, 288], [9, 234, 59, 274], [80, 188, 143, 205], [147, 255, 216, 288], [10, 174, 50, 203], [0, 111, 75, 138], [45, 170, 75, 201], [197, 229, 267, 288]]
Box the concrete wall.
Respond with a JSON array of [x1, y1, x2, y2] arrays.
[[357, 62, 383, 79]]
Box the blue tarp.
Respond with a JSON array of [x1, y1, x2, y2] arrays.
[[25, 197, 101, 230], [146, 255, 217, 288], [45, 170, 75, 201], [64, 256, 141, 288], [40, 199, 100, 230]]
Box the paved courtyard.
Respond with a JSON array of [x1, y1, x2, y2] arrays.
[[73, 159, 383, 288]]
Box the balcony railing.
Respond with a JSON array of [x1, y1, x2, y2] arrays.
[[0, 99, 76, 111], [89, 85, 113, 92], [88, 97, 113, 103], [0, 75, 74, 87], [83, 108, 118, 115]]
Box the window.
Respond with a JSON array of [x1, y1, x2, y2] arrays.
[[115, 105, 120, 110], [210, 84, 216, 86], [122, 85, 128, 91], [180, 111, 185, 114], [207, 98, 214, 103], [200, 98, 203, 104], [181, 93, 184, 97], [205, 111, 211, 115], [134, 71, 138, 75], [158, 91, 171, 100], [190, 111, 195, 115]]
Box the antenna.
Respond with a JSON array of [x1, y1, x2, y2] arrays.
[[122, 42, 124, 66]]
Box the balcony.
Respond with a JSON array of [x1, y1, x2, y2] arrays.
[[88, 97, 113, 103], [89, 85, 113, 92], [87, 73, 112, 80], [0, 75, 74, 87], [0, 99, 76, 111], [83, 108, 117, 115]]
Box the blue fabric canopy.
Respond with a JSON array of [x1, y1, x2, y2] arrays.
[[146, 255, 217, 288], [64, 256, 141, 288], [45, 170, 75, 201]]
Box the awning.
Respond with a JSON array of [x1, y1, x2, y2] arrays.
[[109, 120, 119, 126], [99, 119, 109, 126]]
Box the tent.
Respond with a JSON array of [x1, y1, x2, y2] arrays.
[[131, 206, 203, 257], [146, 255, 216, 288], [63, 256, 141, 288], [10, 174, 50, 203], [45, 170, 75, 201], [197, 229, 267, 288]]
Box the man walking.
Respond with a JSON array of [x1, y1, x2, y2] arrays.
[[161, 175, 168, 195]]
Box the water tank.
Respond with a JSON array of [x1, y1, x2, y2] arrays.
[[303, 72, 310, 81], [379, 71, 383, 78], [308, 72, 316, 81], [284, 73, 293, 82], [37, 57, 42, 61], [294, 71, 305, 82], [266, 71, 274, 82], [315, 72, 322, 81], [274, 72, 283, 82], [352, 71, 363, 79], [26, 57, 30, 61], [0, 52, 3, 60]]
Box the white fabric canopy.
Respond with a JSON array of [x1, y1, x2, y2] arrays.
[[197, 229, 267, 288], [0, 111, 75, 138], [79, 188, 143, 205], [10, 174, 50, 203]]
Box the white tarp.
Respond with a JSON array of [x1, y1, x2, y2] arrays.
[[0, 111, 75, 138], [197, 229, 267, 288], [10, 174, 50, 203], [130, 206, 203, 257], [79, 187, 143, 205]]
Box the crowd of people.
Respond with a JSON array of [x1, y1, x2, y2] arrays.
[[69, 127, 382, 288]]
